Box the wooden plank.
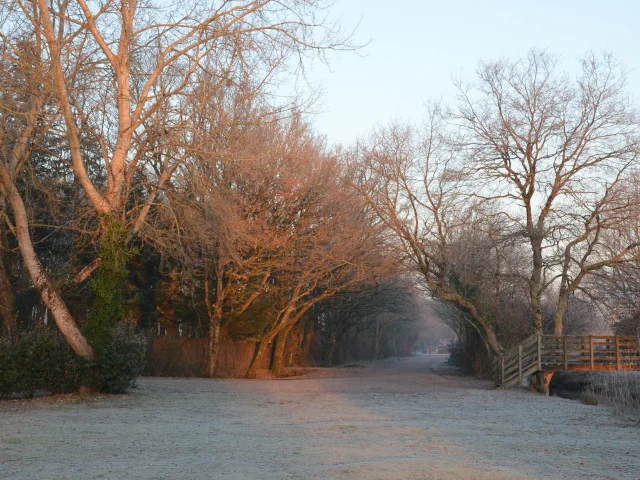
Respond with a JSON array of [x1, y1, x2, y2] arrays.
[[518, 345, 523, 385], [503, 364, 522, 377], [503, 364, 540, 388], [616, 335, 621, 371], [504, 365, 538, 387], [503, 369, 522, 385], [503, 349, 521, 362], [542, 335, 637, 341], [544, 350, 596, 361]]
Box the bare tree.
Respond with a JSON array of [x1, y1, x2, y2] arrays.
[[350, 118, 503, 355], [452, 50, 640, 334], [242, 147, 393, 377]]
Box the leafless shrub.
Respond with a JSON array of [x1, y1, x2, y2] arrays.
[[589, 370, 640, 423]]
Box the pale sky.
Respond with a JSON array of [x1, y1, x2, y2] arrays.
[[307, 0, 639, 146]]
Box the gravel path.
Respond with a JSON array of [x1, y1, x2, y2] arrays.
[[1, 355, 638, 480]]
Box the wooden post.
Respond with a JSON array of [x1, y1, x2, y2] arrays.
[[501, 356, 505, 387], [563, 336, 568, 370], [589, 336, 594, 370], [518, 344, 523, 385], [615, 335, 621, 371], [537, 335, 542, 371]]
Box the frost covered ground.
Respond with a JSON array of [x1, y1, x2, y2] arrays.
[[1, 355, 638, 480]]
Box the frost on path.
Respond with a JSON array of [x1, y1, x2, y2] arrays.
[[1, 355, 637, 480]]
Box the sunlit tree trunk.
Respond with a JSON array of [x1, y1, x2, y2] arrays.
[[205, 274, 224, 378], [271, 325, 293, 377], [207, 313, 222, 378], [0, 164, 94, 358], [246, 337, 273, 379]]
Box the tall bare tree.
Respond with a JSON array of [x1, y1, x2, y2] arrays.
[[452, 50, 640, 334]]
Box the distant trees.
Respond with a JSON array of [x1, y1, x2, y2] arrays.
[[311, 279, 417, 365]]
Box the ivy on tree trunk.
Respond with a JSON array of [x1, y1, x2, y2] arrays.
[[85, 218, 132, 352]]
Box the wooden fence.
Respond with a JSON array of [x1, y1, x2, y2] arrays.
[[495, 335, 640, 389]]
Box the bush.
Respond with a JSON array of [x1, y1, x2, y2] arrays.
[[0, 327, 149, 397], [144, 336, 206, 377], [95, 326, 149, 393], [0, 329, 90, 396]]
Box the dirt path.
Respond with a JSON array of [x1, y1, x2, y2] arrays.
[[1, 355, 638, 479]]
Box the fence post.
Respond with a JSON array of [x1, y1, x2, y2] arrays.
[[537, 335, 542, 371], [589, 336, 594, 370], [518, 344, 523, 385], [615, 335, 621, 371], [563, 337, 568, 370]]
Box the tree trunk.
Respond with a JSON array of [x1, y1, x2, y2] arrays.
[[205, 274, 224, 378], [529, 240, 544, 334], [0, 224, 15, 337], [0, 257, 15, 337], [373, 321, 381, 359], [0, 164, 94, 358], [326, 329, 338, 366], [300, 320, 313, 366], [288, 323, 303, 366], [434, 286, 502, 356], [553, 292, 569, 336], [206, 309, 222, 378], [247, 307, 314, 378], [246, 338, 272, 379], [271, 325, 292, 377]]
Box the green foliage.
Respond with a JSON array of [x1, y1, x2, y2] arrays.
[[95, 326, 150, 393], [0, 329, 91, 396], [0, 327, 149, 397], [85, 218, 135, 352]]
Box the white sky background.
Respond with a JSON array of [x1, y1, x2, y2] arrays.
[[305, 0, 639, 146]]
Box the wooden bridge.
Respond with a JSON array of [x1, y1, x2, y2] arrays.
[[495, 335, 640, 391]]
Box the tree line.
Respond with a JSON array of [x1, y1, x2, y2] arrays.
[[1, 0, 639, 383], [0, 0, 421, 381]]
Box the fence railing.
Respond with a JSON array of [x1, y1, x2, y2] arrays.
[[495, 335, 640, 388]]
